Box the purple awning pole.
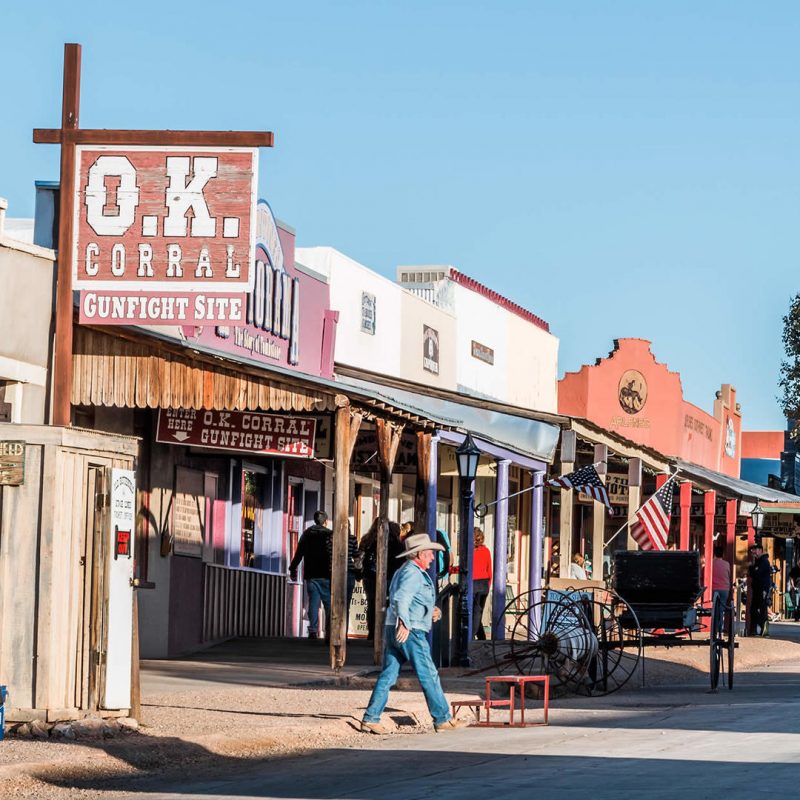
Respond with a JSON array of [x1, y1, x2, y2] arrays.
[[427, 435, 439, 648], [492, 460, 511, 640], [529, 470, 545, 637]]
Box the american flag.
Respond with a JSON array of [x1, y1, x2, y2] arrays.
[[630, 477, 675, 551], [548, 464, 612, 511]]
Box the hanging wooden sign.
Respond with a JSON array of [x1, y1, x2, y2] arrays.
[[0, 441, 25, 486], [74, 146, 258, 325]]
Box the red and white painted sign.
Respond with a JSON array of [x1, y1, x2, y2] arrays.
[[73, 146, 257, 324], [156, 408, 316, 458]]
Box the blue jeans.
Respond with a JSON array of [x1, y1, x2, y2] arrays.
[[307, 578, 331, 636], [363, 627, 451, 725]]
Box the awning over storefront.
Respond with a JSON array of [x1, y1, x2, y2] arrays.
[[337, 375, 561, 465], [676, 459, 800, 507]]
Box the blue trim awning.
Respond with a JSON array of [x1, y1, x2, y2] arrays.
[[337, 375, 560, 466]]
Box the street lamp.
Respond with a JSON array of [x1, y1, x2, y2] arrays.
[[752, 502, 765, 544], [752, 503, 765, 532], [456, 432, 481, 667]]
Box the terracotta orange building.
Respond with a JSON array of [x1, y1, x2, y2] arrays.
[[559, 339, 742, 477]]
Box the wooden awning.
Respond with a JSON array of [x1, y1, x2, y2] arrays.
[[72, 327, 336, 413]]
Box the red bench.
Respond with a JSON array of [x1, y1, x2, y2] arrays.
[[451, 674, 550, 727]]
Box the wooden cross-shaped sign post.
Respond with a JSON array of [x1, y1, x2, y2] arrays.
[[34, 43, 274, 426]]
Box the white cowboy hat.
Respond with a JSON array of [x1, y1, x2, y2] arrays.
[[396, 532, 445, 558]]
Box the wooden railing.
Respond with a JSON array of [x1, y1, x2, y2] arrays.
[[202, 563, 286, 642]]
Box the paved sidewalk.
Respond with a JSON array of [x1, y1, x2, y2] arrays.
[[141, 637, 378, 695]]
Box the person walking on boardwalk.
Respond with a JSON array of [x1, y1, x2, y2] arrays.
[[361, 533, 467, 734], [289, 511, 333, 639]]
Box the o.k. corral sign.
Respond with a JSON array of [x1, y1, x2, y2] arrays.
[[156, 408, 316, 458], [74, 146, 257, 325]]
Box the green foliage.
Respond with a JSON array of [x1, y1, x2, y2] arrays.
[[779, 293, 800, 421]]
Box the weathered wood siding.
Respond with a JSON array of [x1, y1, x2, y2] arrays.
[[0, 424, 137, 720]]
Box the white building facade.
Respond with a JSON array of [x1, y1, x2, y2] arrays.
[[296, 249, 558, 414], [0, 198, 55, 424], [397, 266, 558, 412]]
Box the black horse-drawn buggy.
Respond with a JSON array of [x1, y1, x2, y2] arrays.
[[491, 550, 736, 696]]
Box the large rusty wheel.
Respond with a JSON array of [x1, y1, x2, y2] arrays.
[[492, 587, 642, 697], [572, 588, 642, 696]]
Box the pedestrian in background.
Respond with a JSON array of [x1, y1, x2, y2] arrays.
[[361, 533, 467, 734], [289, 511, 333, 640], [748, 542, 772, 637], [472, 527, 492, 640], [569, 553, 588, 582], [711, 540, 732, 630]]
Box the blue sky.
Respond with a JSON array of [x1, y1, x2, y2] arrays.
[[2, 2, 798, 429]]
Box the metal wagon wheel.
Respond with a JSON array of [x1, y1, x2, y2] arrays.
[[709, 596, 723, 692], [709, 597, 737, 692], [726, 601, 735, 690], [491, 592, 597, 696], [573, 588, 643, 696]]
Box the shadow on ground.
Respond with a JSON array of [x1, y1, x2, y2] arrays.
[[39, 743, 800, 798]]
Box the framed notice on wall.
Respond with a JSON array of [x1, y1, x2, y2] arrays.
[[172, 466, 206, 557]]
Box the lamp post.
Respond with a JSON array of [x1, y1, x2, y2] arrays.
[[455, 432, 481, 667], [752, 502, 765, 544]]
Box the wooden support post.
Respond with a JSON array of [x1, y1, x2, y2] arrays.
[[703, 490, 716, 605], [415, 432, 432, 532], [374, 418, 403, 665], [747, 517, 755, 546], [592, 444, 607, 581], [725, 498, 737, 565], [130, 590, 141, 721], [680, 481, 692, 550], [626, 458, 642, 550], [558, 431, 576, 578], [330, 401, 361, 671], [52, 43, 81, 426]]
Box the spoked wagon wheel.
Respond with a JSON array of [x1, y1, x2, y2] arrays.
[[726, 601, 735, 690], [491, 592, 597, 696], [709, 596, 722, 692], [573, 588, 642, 696]]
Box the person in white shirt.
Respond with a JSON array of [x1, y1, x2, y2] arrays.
[[569, 553, 588, 582]]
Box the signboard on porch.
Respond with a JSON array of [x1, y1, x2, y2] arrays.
[[157, 408, 316, 457], [577, 472, 628, 505], [0, 441, 25, 485], [75, 146, 258, 325]]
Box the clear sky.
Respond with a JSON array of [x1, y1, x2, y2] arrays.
[[2, 2, 798, 429]]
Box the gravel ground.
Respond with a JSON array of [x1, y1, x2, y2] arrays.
[[2, 634, 799, 799]]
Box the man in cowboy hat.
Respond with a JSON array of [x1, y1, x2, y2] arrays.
[[361, 532, 467, 734]]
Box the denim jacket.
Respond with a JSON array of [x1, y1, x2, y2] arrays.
[[385, 560, 437, 632]]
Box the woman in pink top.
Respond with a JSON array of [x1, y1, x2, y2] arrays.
[[711, 540, 732, 628]]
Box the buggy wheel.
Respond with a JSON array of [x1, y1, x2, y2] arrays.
[[727, 602, 735, 690], [709, 595, 721, 692], [573, 589, 642, 696], [491, 592, 596, 696]]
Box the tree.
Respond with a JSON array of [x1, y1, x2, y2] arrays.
[[779, 293, 800, 427]]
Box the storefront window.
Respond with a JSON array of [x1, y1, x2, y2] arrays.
[[241, 470, 260, 568]]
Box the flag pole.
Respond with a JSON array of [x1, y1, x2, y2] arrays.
[[603, 470, 681, 551], [604, 517, 632, 550]]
